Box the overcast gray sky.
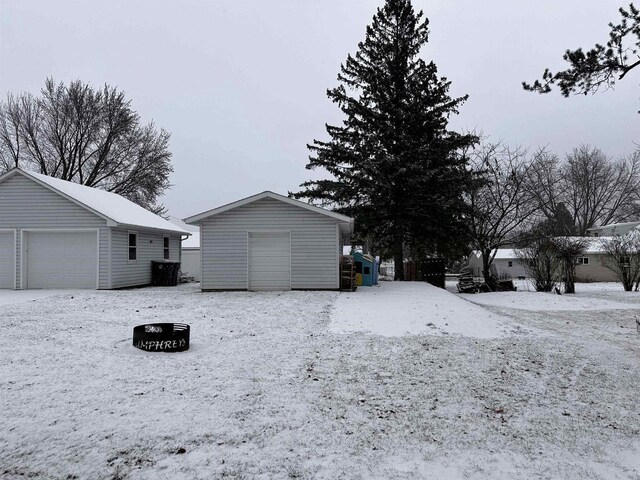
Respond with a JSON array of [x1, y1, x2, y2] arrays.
[[1, 0, 638, 218]]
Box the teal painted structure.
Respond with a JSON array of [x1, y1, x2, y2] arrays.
[[353, 251, 378, 286]]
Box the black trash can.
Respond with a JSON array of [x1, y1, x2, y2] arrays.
[[151, 261, 181, 286]]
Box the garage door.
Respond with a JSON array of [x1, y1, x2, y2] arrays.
[[25, 231, 97, 289], [0, 232, 14, 289], [249, 232, 290, 291]]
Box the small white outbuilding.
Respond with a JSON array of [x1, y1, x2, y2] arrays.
[[184, 191, 353, 291]]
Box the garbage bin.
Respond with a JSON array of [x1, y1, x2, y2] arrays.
[[151, 261, 180, 286]]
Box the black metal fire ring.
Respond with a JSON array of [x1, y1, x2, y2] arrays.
[[133, 323, 190, 352]]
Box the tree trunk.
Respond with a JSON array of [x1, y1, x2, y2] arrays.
[[393, 235, 404, 281], [481, 248, 492, 283]]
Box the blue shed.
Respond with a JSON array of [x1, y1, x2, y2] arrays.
[[353, 252, 377, 286]]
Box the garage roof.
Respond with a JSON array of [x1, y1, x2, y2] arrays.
[[0, 169, 190, 235], [183, 190, 354, 225]]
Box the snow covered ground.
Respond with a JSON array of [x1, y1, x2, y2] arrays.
[[330, 281, 515, 338], [1, 283, 639, 479], [0, 289, 68, 306]]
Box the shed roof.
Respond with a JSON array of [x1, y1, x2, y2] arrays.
[[0, 168, 189, 235], [183, 190, 354, 226]]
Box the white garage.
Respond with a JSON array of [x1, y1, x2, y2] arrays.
[[0, 231, 15, 289], [23, 231, 98, 289], [184, 191, 353, 291], [248, 232, 291, 291], [0, 168, 189, 290]]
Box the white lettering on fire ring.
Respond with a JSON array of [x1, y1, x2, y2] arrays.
[[135, 338, 187, 350]]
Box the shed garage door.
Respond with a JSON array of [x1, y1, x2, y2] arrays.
[[249, 232, 290, 291], [0, 232, 14, 289], [25, 231, 97, 289]]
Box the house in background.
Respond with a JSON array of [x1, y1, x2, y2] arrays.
[[0, 168, 189, 289], [468, 249, 527, 279], [184, 191, 353, 291], [469, 239, 619, 282], [588, 221, 640, 237]]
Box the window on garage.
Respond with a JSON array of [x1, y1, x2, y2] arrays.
[[163, 236, 170, 260], [577, 257, 589, 265], [128, 232, 137, 261]]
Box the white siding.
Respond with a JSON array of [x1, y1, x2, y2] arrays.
[[0, 174, 109, 289], [199, 197, 341, 290], [0, 231, 15, 288], [24, 231, 97, 289], [248, 232, 291, 290], [110, 228, 182, 288], [181, 249, 201, 281]]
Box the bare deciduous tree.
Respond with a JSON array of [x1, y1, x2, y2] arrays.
[[600, 231, 640, 291], [515, 236, 559, 292], [553, 236, 589, 294], [526, 145, 640, 235], [467, 142, 538, 283], [0, 78, 172, 213]]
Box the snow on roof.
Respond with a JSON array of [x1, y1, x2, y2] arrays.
[[471, 238, 614, 259], [470, 249, 517, 259], [183, 190, 353, 225], [588, 221, 640, 231], [9, 169, 189, 235]]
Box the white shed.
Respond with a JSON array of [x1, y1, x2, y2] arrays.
[[0, 168, 189, 289], [184, 191, 353, 291]]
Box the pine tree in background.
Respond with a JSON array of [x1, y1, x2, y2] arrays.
[[292, 0, 476, 280]]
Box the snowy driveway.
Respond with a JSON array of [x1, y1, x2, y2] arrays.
[[1, 283, 639, 479], [330, 281, 514, 338]]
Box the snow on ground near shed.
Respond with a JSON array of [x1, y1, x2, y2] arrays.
[[447, 280, 640, 311], [0, 289, 68, 306], [330, 281, 514, 338], [1, 283, 639, 479]]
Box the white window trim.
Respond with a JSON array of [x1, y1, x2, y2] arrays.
[[163, 235, 170, 260], [578, 256, 589, 265], [128, 231, 138, 263]]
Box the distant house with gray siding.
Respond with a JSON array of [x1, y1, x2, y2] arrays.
[[0, 168, 189, 289], [469, 240, 620, 282], [468, 249, 528, 279], [184, 191, 353, 291]]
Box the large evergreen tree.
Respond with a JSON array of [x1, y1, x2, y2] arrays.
[[292, 0, 475, 279]]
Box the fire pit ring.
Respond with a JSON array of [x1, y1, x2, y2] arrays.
[[133, 323, 190, 352]]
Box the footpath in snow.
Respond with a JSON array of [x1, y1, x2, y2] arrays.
[[330, 281, 511, 338]]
